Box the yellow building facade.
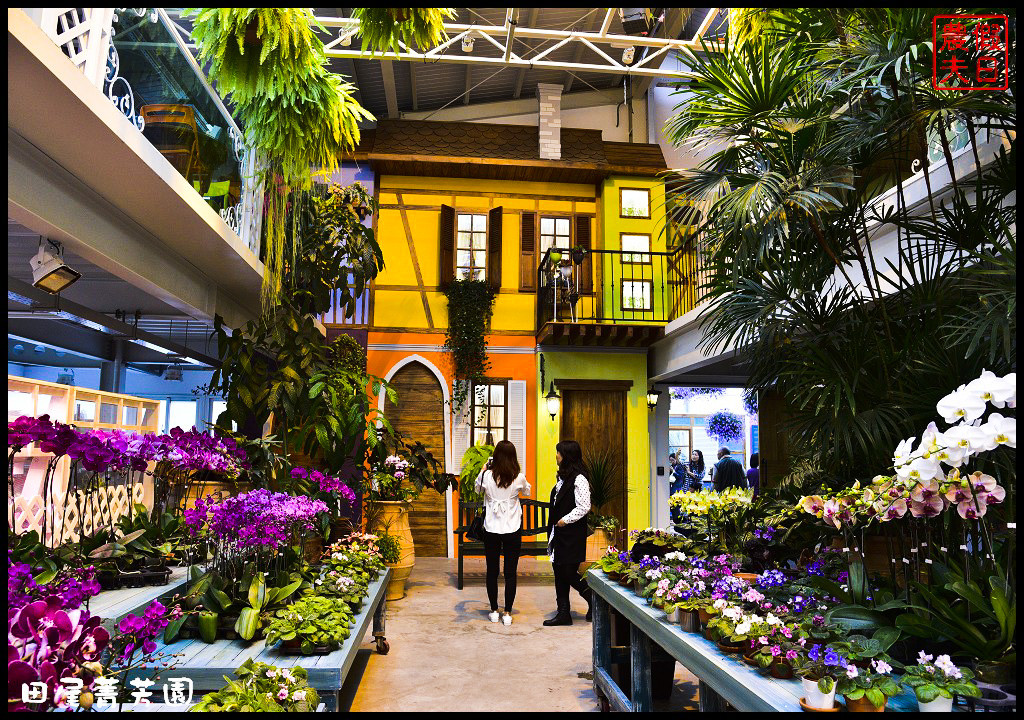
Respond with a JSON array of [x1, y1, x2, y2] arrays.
[[332, 119, 677, 557]]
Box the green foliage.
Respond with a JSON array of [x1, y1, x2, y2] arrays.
[[190, 659, 320, 712], [457, 444, 493, 503], [351, 8, 456, 54], [902, 663, 981, 702], [442, 279, 496, 410], [185, 10, 375, 309], [377, 534, 402, 565], [665, 10, 1016, 486], [263, 595, 354, 653], [113, 503, 187, 567]]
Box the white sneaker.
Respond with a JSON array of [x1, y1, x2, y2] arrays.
[[501, 613, 513, 626], [488, 611, 500, 623]]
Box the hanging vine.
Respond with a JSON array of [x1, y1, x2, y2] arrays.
[[442, 279, 496, 410]]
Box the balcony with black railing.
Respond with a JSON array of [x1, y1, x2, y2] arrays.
[[535, 243, 711, 347]]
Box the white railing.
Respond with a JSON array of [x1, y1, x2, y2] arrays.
[[10, 482, 146, 545]]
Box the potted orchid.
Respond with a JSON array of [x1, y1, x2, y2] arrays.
[[902, 652, 981, 712], [837, 657, 903, 712]]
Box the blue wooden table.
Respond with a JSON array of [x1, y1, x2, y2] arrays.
[[127, 569, 390, 712], [89, 567, 189, 633], [587, 569, 922, 712]]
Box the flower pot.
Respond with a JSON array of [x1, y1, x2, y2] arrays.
[[717, 639, 745, 654], [664, 607, 682, 624], [585, 528, 614, 563], [697, 608, 713, 625], [846, 696, 887, 712], [742, 650, 759, 667], [617, 577, 632, 588], [801, 678, 837, 710], [769, 661, 794, 680], [373, 501, 415, 597], [302, 535, 324, 563], [633, 580, 645, 595], [279, 638, 333, 655], [734, 572, 759, 584], [917, 695, 953, 712], [385, 562, 413, 601], [679, 610, 700, 633], [198, 611, 218, 644]]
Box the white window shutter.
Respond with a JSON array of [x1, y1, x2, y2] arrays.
[[451, 401, 472, 473], [508, 380, 527, 471]]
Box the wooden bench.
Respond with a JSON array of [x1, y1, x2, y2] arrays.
[[454, 498, 551, 590]]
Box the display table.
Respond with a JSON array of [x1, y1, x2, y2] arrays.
[[89, 701, 327, 712], [586, 569, 921, 712], [127, 569, 390, 712], [90, 567, 190, 633]]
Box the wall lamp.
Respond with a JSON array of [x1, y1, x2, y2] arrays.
[[545, 381, 561, 420], [646, 386, 662, 411], [30, 239, 81, 294]]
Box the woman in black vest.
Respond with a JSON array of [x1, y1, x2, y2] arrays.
[[543, 440, 593, 626]]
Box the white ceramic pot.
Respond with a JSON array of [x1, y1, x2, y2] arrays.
[[802, 677, 837, 710], [917, 695, 954, 712]]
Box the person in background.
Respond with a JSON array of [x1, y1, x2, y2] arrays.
[[543, 440, 592, 626], [474, 440, 531, 626], [685, 449, 706, 492], [747, 452, 760, 498], [668, 453, 687, 526], [711, 447, 746, 492]]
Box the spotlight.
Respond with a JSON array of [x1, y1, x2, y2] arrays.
[[30, 241, 81, 294], [163, 363, 183, 382], [621, 45, 636, 65], [339, 30, 353, 47], [461, 35, 474, 53], [56, 367, 76, 386], [619, 8, 653, 36]]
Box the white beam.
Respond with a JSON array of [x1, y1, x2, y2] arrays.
[[380, 59, 399, 118], [514, 8, 540, 98]]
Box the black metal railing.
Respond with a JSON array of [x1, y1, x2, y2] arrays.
[[536, 244, 711, 330]]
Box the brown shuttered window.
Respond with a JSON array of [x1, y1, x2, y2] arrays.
[[519, 211, 536, 290], [487, 206, 503, 291], [439, 204, 455, 287], [575, 215, 594, 292]]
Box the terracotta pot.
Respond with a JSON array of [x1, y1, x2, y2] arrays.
[[585, 528, 614, 563], [846, 696, 887, 712], [742, 650, 759, 667], [373, 501, 415, 569], [717, 639, 745, 654], [770, 661, 794, 679], [734, 572, 759, 584], [302, 535, 324, 563], [697, 608, 713, 625], [385, 562, 413, 601]]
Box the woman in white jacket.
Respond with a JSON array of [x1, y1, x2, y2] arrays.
[[474, 440, 531, 625]]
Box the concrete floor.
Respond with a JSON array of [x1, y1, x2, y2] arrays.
[[340, 557, 700, 712]]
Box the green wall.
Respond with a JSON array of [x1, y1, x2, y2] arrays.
[[536, 350, 652, 536]]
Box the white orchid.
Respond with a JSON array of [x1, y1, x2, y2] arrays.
[[936, 387, 987, 424], [895, 454, 941, 483], [892, 436, 916, 467], [965, 370, 1015, 408], [941, 423, 989, 457], [981, 413, 1016, 449]]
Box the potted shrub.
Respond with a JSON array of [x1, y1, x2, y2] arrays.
[[191, 659, 320, 712], [263, 595, 354, 654], [585, 515, 620, 566], [595, 546, 631, 582], [837, 657, 902, 712], [902, 653, 981, 712], [367, 454, 418, 591], [378, 533, 408, 601]]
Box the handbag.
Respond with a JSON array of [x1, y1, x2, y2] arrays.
[[466, 508, 486, 542]]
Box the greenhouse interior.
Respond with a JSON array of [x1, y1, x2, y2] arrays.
[[6, 7, 1016, 713]]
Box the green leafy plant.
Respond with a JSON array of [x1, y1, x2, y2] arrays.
[[352, 8, 456, 54], [190, 658, 320, 712], [457, 444, 493, 503], [585, 446, 625, 534], [263, 595, 355, 653], [902, 655, 981, 704], [441, 279, 496, 410], [377, 534, 401, 565], [836, 657, 903, 709]]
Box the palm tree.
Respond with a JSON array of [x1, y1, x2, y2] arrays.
[[664, 9, 1016, 489]]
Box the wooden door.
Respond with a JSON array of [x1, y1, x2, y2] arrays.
[[560, 385, 628, 534], [386, 362, 448, 557]]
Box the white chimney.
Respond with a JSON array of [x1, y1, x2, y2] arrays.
[[536, 83, 563, 160]]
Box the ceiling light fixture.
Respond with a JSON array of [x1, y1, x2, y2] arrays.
[[621, 45, 636, 65], [163, 362, 183, 382], [30, 240, 81, 294], [56, 367, 76, 386], [461, 34, 475, 53]]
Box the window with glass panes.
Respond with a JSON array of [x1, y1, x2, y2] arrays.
[[539, 216, 571, 254], [471, 381, 507, 446], [456, 213, 488, 280]]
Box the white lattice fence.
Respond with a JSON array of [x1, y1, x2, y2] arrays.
[[9, 482, 145, 545], [36, 8, 115, 89]]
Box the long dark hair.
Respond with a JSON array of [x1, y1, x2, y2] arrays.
[[690, 449, 705, 474], [556, 440, 588, 484], [490, 439, 520, 489]]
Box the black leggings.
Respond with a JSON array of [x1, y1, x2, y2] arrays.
[[482, 529, 522, 612], [553, 561, 590, 611]]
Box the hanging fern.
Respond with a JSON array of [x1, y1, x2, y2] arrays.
[[352, 8, 456, 54], [442, 279, 495, 411], [186, 8, 375, 310]]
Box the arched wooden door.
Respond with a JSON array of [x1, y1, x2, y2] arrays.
[[386, 362, 448, 557]]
